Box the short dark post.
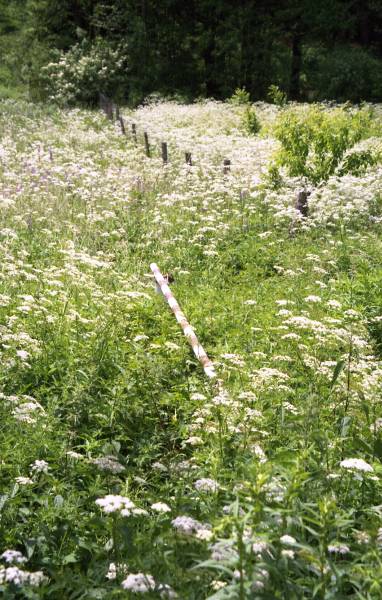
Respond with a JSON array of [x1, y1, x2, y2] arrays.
[[295, 190, 309, 217], [106, 100, 113, 121], [115, 104, 120, 120], [119, 116, 126, 135], [144, 132, 151, 157], [132, 123, 137, 144], [99, 92, 106, 113], [161, 142, 168, 164], [185, 152, 192, 166], [223, 159, 231, 174]]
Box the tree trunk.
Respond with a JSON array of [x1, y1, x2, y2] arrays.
[[290, 32, 302, 100]]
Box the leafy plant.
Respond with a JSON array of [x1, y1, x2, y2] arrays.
[[268, 84, 287, 107], [243, 106, 261, 135], [39, 38, 128, 106], [271, 105, 374, 184], [337, 147, 382, 176], [229, 87, 251, 105]]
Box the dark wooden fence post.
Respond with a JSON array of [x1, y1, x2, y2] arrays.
[[115, 105, 120, 120], [223, 159, 231, 174], [106, 99, 113, 121], [119, 116, 126, 135], [132, 123, 137, 144], [161, 142, 168, 164], [99, 92, 106, 114], [144, 132, 151, 157], [185, 152, 192, 166], [295, 190, 310, 217]]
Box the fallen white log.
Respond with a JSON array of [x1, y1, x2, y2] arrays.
[[150, 263, 217, 379]]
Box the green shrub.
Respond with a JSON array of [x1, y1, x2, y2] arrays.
[[39, 38, 128, 106], [268, 84, 287, 107], [337, 147, 382, 176], [229, 86, 251, 105], [243, 106, 261, 135], [272, 105, 374, 184]]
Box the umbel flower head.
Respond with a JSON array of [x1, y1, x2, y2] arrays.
[[121, 573, 156, 593], [340, 458, 373, 473], [95, 495, 135, 514]]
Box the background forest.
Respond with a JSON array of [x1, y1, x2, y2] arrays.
[[1, 0, 382, 105]]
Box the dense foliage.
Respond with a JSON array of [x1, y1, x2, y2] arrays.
[[0, 98, 382, 598], [1, 1, 382, 104]]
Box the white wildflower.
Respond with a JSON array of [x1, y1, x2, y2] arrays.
[[171, 516, 206, 536], [158, 583, 178, 598], [340, 458, 373, 472], [355, 531, 370, 545], [91, 456, 125, 473], [30, 460, 49, 474], [327, 299, 341, 309], [210, 540, 238, 561], [195, 528, 214, 541], [281, 549, 295, 559], [1, 550, 26, 564], [194, 478, 219, 493], [131, 508, 149, 517], [106, 562, 117, 580], [370, 418, 382, 432], [15, 477, 34, 485], [183, 436, 203, 446], [151, 502, 171, 513], [211, 580, 227, 590], [95, 495, 135, 514], [252, 540, 268, 554], [28, 571, 46, 586], [327, 543, 350, 554], [152, 461, 168, 472], [280, 535, 297, 546], [121, 573, 156, 593], [66, 451, 83, 460], [304, 295, 322, 303], [190, 393, 206, 401]]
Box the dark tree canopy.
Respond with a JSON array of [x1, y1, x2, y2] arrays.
[[1, 0, 382, 103]]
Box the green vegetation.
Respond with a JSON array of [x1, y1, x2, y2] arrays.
[[0, 98, 381, 597], [272, 106, 375, 184], [1, 1, 382, 104]]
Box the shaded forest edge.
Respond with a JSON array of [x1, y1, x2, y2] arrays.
[[1, 1, 382, 106]]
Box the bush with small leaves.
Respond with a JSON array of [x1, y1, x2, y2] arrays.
[[271, 105, 374, 184]]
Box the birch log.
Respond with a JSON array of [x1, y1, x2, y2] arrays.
[[150, 263, 216, 379]]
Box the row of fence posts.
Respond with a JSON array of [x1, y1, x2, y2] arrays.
[[99, 93, 308, 216], [99, 93, 231, 173]]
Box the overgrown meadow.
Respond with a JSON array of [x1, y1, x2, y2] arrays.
[[1, 98, 382, 599]]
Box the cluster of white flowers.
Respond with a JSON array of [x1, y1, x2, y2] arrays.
[[327, 543, 350, 555], [120, 573, 177, 597], [91, 455, 125, 474], [151, 502, 171, 513], [340, 458, 374, 473], [194, 478, 220, 493], [172, 516, 212, 540], [0, 550, 46, 587], [280, 535, 297, 546], [95, 494, 138, 516], [121, 572, 156, 593], [30, 460, 49, 474], [1, 550, 26, 564]]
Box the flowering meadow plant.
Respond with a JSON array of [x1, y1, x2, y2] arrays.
[[40, 38, 127, 105], [0, 98, 381, 597]]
